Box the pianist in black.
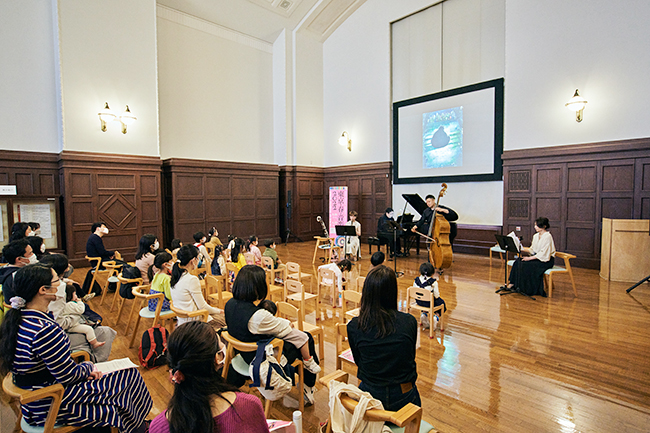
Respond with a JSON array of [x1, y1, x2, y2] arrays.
[[377, 208, 403, 258], [411, 194, 459, 246]]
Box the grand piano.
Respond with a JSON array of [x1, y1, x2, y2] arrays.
[[398, 193, 429, 255]]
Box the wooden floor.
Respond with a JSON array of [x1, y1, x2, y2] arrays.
[[3, 241, 650, 432]]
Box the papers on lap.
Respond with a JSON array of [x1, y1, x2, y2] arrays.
[[94, 358, 139, 374]]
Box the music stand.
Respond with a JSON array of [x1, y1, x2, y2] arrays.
[[387, 220, 404, 277], [336, 225, 358, 260]]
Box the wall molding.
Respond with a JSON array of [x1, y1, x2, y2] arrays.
[[156, 5, 274, 54]]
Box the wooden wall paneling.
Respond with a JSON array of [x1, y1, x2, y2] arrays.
[[163, 159, 280, 246], [60, 151, 163, 267], [503, 138, 650, 269]]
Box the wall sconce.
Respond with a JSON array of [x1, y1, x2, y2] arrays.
[[338, 131, 352, 152], [98, 102, 137, 133], [565, 89, 587, 122]]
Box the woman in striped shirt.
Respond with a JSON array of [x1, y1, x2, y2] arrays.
[[0, 264, 152, 432]]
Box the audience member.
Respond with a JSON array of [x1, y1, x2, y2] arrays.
[[211, 245, 226, 276], [230, 238, 247, 270], [135, 234, 158, 284], [27, 222, 41, 236], [148, 251, 174, 313], [170, 238, 183, 255], [59, 285, 105, 348], [318, 259, 352, 306], [414, 262, 445, 330], [0, 264, 152, 432], [0, 239, 36, 300], [208, 226, 223, 246], [247, 235, 262, 266], [262, 239, 282, 269], [347, 265, 420, 412], [258, 299, 321, 374], [149, 321, 269, 433], [26, 235, 48, 260], [41, 253, 117, 362], [170, 245, 225, 327], [193, 231, 212, 269], [86, 222, 118, 263], [370, 251, 385, 270], [9, 222, 32, 242], [224, 265, 320, 405]]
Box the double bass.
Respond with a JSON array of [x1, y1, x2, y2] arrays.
[[427, 183, 453, 269]]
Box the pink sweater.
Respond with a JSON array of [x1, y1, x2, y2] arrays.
[[149, 392, 269, 433]]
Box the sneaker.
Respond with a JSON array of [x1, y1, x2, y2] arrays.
[[303, 357, 321, 374], [82, 293, 96, 302], [432, 315, 439, 330], [303, 385, 315, 406], [107, 275, 119, 283], [420, 313, 430, 329]]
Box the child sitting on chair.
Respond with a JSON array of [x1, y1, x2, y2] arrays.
[[415, 262, 446, 330], [148, 251, 174, 312], [60, 286, 105, 348], [258, 299, 321, 375]]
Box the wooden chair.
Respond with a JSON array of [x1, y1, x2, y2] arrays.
[[286, 261, 312, 292], [3, 352, 120, 433], [262, 256, 286, 285], [165, 248, 177, 262], [335, 323, 355, 371], [243, 252, 255, 265], [285, 280, 319, 324], [225, 262, 240, 291], [406, 286, 445, 339], [318, 267, 338, 307], [355, 276, 366, 292], [342, 290, 362, 323], [127, 285, 175, 348], [169, 300, 209, 323], [220, 331, 304, 415], [276, 301, 325, 363], [507, 252, 578, 298], [99, 261, 122, 306], [84, 256, 115, 297], [109, 273, 143, 330], [204, 242, 216, 260], [206, 274, 232, 309], [312, 237, 341, 264], [319, 370, 436, 433], [489, 244, 507, 262]]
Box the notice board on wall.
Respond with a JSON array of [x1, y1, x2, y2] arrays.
[[328, 187, 348, 237]]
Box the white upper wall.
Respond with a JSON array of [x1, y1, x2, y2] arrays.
[[57, 0, 160, 156], [0, 1, 60, 153], [505, 0, 650, 149], [156, 6, 274, 163]]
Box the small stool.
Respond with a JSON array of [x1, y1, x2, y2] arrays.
[[368, 237, 385, 254], [490, 244, 506, 262]]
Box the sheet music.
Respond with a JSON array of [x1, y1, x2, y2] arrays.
[[507, 231, 522, 252], [94, 357, 139, 374]]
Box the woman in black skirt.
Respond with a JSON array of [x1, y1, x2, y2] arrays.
[[505, 217, 556, 297]]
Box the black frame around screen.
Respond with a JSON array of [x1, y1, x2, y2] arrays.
[[392, 77, 504, 184]]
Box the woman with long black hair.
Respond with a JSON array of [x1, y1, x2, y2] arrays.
[[347, 265, 420, 412], [0, 264, 152, 432], [149, 321, 269, 433], [135, 233, 159, 284], [170, 245, 225, 327]]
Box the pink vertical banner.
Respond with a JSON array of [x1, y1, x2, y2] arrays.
[[329, 187, 348, 238]]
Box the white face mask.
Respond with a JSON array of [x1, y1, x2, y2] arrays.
[[40, 244, 46, 253], [153, 241, 160, 250], [102, 227, 109, 234], [25, 254, 38, 265]]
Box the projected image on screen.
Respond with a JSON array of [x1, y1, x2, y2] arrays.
[[422, 107, 463, 169]]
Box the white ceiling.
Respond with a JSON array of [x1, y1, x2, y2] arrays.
[[156, 0, 366, 43]]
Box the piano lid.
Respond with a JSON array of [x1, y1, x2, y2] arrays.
[[402, 193, 427, 216]]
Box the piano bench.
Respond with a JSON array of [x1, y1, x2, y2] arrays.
[[368, 237, 386, 254]]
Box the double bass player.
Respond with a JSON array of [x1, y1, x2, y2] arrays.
[[411, 194, 459, 270]]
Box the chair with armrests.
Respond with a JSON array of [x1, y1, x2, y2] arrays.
[[406, 286, 445, 339], [3, 352, 119, 433], [204, 242, 216, 260], [506, 251, 578, 298], [189, 267, 209, 298], [220, 331, 304, 415], [261, 256, 286, 284], [206, 274, 232, 309], [169, 300, 209, 323], [286, 262, 312, 292], [84, 256, 115, 297], [285, 280, 319, 324], [165, 248, 177, 262], [225, 262, 240, 292], [127, 285, 176, 348], [109, 273, 144, 330], [276, 301, 324, 364], [318, 267, 339, 308], [243, 252, 256, 265], [342, 290, 362, 323], [335, 323, 355, 371], [318, 370, 437, 433]]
